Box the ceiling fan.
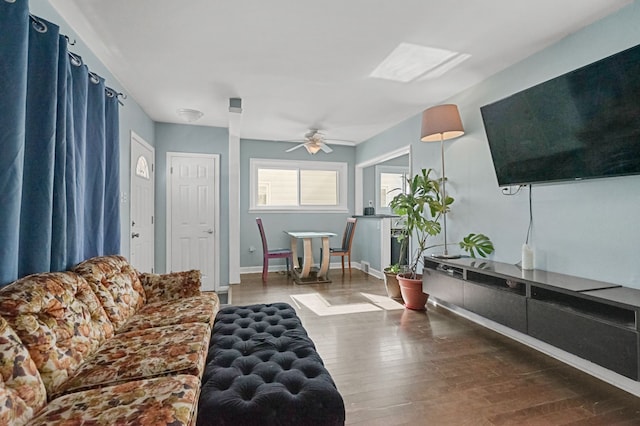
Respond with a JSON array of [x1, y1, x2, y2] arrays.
[[285, 129, 334, 155]]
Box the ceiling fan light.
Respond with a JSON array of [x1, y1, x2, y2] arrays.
[[305, 144, 321, 154]]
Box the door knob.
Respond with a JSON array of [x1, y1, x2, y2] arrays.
[[132, 232, 140, 238], [205, 229, 213, 234]]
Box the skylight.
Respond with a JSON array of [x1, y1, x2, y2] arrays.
[[369, 42, 470, 83]]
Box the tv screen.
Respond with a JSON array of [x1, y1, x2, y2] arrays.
[[480, 43, 640, 186]]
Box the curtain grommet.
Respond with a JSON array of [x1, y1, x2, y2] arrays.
[[29, 15, 48, 33]]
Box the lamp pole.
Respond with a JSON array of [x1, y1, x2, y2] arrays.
[[440, 133, 449, 257], [434, 133, 460, 259]]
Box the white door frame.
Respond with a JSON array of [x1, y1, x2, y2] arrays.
[[130, 131, 155, 272], [355, 145, 412, 215], [166, 152, 220, 291], [355, 145, 412, 271]]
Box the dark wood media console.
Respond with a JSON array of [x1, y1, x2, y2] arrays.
[[423, 257, 640, 380]]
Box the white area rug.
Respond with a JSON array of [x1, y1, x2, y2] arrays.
[[290, 292, 405, 316], [290, 293, 381, 316]]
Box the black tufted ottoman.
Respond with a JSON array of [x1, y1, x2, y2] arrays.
[[197, 303, 345, 426]]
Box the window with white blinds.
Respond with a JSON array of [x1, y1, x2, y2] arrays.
[[250, 159, 348, 212]]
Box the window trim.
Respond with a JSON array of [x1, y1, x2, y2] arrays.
[[250, 158, 348, 213]]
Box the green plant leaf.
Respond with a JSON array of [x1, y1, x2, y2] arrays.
[[385, 264, 401, 274], [459, 233, 495, 258]]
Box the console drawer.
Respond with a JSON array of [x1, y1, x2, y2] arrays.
[[527, 299, 638, 380], [422, 267, 464, 306], [463, 281, 527, 333]]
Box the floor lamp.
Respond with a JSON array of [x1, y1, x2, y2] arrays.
[[420, 104, 465, 259]]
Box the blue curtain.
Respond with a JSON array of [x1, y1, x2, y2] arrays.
[[0, 0, 120, 286]]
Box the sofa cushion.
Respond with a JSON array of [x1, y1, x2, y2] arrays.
[[118, 294, 219, 334], [30, 375, 200, 425], [0, 316, 47, 426], [73, 255, 146, 330], [139, 269, 202, 302], [0, 272, 114, 395], [55, 322, 211, 398]]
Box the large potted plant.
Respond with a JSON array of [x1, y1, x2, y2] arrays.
[[389, 168, 494, 310]]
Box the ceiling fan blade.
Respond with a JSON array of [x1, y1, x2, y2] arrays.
[[319, 143, 333, 153], [285, 143, 306, 152]]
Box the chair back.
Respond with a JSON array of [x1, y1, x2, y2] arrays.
[[256, 218, 269, 252], [340, 218, 357, 251]]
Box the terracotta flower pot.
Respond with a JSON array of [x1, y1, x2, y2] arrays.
[[397, 273, 429, 310], [383, 270, 403, 301]]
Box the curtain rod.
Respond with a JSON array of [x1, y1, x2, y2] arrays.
[[29, 13, 127, 106]]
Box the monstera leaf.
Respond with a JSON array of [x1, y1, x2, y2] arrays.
[[459, 233, 494, 258]]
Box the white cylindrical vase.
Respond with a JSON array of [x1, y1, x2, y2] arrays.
[[521, 244, 534, 270]]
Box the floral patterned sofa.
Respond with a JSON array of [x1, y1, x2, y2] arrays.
[[0, 255, 219, 425]]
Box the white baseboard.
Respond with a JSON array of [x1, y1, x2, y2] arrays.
[[367, 267, 384, 280], [240, 261, 365, 275]]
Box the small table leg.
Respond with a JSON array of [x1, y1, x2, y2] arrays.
[[318, 236, 331, 280], [290, 236, 299, 270], [301, 238, 313, 278], [290, 236, 300, 282]]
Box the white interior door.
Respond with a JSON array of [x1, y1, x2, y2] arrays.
[[130, 132, 155, 273], [167, 153, 219, 291]]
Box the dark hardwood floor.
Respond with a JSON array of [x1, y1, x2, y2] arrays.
[[229, 269, 640, 425]]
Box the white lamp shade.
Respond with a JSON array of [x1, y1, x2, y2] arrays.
[[420, 104, 465, 142]]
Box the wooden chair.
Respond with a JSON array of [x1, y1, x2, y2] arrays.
[[256, 218, 293, 283], [329, 217, 357, 276]]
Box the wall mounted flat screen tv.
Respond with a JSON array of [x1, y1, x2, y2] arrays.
[[480, 43, 640, 186]]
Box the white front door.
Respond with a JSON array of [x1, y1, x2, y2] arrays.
[[167, 153, 219, 291], [130, 132, 155, 273]]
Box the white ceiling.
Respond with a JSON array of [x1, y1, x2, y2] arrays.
[[48, 0, 630, 145]]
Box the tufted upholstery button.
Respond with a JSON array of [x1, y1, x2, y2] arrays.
[[249, 321, 269, 333], [255, 349, 276, 362], [264, 325, 285, 337], [197, 303, 345, 426]]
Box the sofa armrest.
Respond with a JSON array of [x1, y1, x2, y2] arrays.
[[138, 270, 202, 303]]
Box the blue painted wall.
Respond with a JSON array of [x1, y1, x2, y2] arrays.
[[240, 139, 356, 270], [356, 2, 640, 288]]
